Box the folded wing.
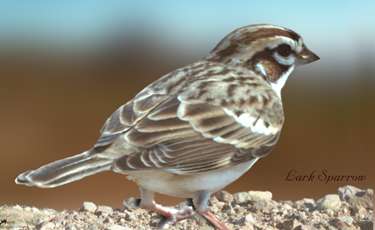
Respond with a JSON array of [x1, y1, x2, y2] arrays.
[[107, 68, 284, 174]]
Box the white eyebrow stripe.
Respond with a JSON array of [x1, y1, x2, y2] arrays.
[[273, 52, 296, 66], [247, 36, 297, 59], [296, 38, 303, 52]]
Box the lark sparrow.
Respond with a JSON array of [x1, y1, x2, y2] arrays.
[[16, 24, 319, 229]]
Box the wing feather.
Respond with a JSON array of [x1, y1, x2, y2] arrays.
[[114, 94, 281, 174], [96, 63, 283, 174]]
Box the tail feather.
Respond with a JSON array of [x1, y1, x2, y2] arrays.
[[15, 151, 112, 188]]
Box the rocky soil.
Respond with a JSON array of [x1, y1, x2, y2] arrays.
[[0, 185, 373, 230]]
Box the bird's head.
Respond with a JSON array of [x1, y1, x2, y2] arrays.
[[207, 24, 319, 94]]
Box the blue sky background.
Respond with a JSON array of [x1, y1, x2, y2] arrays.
[[0, 1, 374, 69], [1, 1, 374, 207]]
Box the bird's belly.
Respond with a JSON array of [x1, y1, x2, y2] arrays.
[[126, 158, 258, 198]]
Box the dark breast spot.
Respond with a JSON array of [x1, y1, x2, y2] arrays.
[[262, 96, 270, 106], [220, 100, 228, 106], [249, 96, 257, 104], [239, 98, 246, 106], [223, 77, 236, 82], [198, 81, 210, 89], [197, 89, 208, 98], [227, 84, 237, 97]]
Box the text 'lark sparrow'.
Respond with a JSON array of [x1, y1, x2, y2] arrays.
[[16, 24, 319, 229]]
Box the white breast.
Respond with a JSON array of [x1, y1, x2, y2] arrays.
[[270, 65, 294, 98], [126, 158, 259, 198]]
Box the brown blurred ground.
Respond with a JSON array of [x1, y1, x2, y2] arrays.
[[0, 45, 374, 210]]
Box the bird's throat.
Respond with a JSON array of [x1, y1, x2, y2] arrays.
[[255, 60, 294, 97]]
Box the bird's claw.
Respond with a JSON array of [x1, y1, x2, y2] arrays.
[[158, 206, 194, 229]]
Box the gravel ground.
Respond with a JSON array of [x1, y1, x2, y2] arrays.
[[0, 185, 373, 230]]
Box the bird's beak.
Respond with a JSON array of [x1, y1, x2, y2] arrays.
[[297, 45, 320, 65]]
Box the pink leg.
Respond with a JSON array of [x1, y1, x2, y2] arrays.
[[193, 191, 230, 230], [200, 211, 230, 230], [151, 202, 194, 221], [138, 188, 194, 228], [138, 188, 230, 229]]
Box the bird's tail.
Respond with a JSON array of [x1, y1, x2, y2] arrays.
[[15, 151, 112, 188]]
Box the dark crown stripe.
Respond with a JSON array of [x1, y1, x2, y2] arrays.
[[237, 28, 299, 45], [211, 27, 300, 59]]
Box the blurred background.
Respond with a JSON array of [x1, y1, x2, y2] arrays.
[[1, 1, 374, 210]]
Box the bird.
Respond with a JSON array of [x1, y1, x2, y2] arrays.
[[16, 24, 319, 229]]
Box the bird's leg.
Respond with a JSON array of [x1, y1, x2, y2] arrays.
[[138, 187, 194, 227], [193, 191, 230, 230], [200, 211, 230, 230]]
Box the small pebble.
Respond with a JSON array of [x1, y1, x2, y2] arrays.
[[39, 222, 55, 230], [123, 197, 140, 210], [337, 216, 353, 225], [65, 224, 78, 230], [106, 224, 130, 230], [338, 185, 373, 211], [303, 198, 316, 210], [233, 192, 251, 204], [329, 218, 352, 230], [96, 206, 113, 216], [81, 202, 97, 213], [245, 213, 256, 224], [247, 191, 272, 201], [276, 219, 300, 229], [356, 206, 368, 219], [215, 191, 234, 203], [317, 194, 341, 211], [233, 191, 272, 204], [358, 220, 373, 230]]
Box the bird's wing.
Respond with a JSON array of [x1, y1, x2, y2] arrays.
[[94, 62, 207, 148], [111, 66, 284, 174]]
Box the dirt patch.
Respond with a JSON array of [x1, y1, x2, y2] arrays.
[[1, 185, 373, 230]]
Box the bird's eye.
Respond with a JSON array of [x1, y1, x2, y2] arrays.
[[276, 44, 292, 57]]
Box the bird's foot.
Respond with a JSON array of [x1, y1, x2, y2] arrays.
[[153, 200, 230, 230], [187, 197, 230, 230], [153, 204, 194, 229], [135, 188, 229, 229]]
